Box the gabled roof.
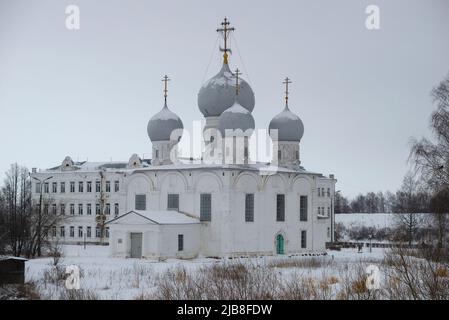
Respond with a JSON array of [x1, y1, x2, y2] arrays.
[[106, 210, 199, 225]]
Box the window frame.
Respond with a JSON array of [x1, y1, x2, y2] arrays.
[[245, 193, 254, 222], [178, 234, 184, 251], [167, 193, 180, 211], [200, 193, 212, 222], [135, 194, 147, 211], [276, 194, 285, 222], [300, 195, 308, 222]]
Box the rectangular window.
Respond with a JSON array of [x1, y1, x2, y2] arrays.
[[52, 182, 57, 193], [178, 234, 184, 251], [70, 181, 75, 193], [167, 194, 179, 211], [87, 226, 91, 238], [52, 204, 57, 215], [60, 182, 65, 193], [295, 150, 299, 160], [114, 203, 119, 216], [44, 204, 49, 215], [78, 204, 83, 215], [276, 194, 285, 222], [60, 226, 65, 237], [105, 181, 111, 192], [301, 230, 307, 249], [105, 203, 110, 215], [327, 207, 331, 217], [51, 226, 56, 237], [87, 181, 92, 192], [327, 188, 330, 197], [78, 181, 84, 193], [35, 182, 41, 193], [70, 203, 75, 215], [135, 194, 146, 210], [300, 196, 308, 222], [105, 227, 109, 238], [95, 227, 101, 238], [114, 180, 119, 192], [245, 193, 254, 222], [70, 226, 74, 238], [317, 188, 321, 197], [278, 150, 281, 160], [78, 226, 83, 238], [60, 204, 65, 215], [327, 227, 330, 238], [96, 203, 101, 215], [200, 194, 212, 221], [96, 180, 101, 193], [321, 188, 325, 198], [87, 203, 92, 215], [44, 182, 49, 193]]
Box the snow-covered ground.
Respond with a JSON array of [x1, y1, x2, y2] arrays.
[[25, 245, 386, 300], [335, 213, 395, 229], [335, 213, 431, 230]]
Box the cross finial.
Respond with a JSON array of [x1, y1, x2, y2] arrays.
[[234, 68, 242, 96], [283, 77, 292, 107], [162, 75, 170, 103], [216, 17, 235, 64]]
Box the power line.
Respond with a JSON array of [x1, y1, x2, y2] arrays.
[[201, 34, 220, 85]]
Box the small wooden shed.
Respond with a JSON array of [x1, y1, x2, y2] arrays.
[[0, 256, 28, 285]]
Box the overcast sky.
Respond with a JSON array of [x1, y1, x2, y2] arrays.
[[1, 0, 448, 198]]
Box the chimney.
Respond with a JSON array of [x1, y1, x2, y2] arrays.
[[329, 174, 334, 179]]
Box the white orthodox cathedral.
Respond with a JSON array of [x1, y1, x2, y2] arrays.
[[31, 19, 336, 259]]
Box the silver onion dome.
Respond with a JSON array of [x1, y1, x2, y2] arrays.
[[218, 100, 255, 137], [147, 102, 183, 142], [268, 105, 304, 142], [198, 63, 255, 117]]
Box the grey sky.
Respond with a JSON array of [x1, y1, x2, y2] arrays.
[[1, 0, 448, 198]]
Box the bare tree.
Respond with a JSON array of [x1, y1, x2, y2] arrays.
[[393, 173, 423, 245], [410, 73, 449, 248], [429, 188, 449, 248], [0, 164, 68, 258]]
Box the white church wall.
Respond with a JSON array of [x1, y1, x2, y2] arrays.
[[158, 224, 200, 259], [193, 171, 226, 257]]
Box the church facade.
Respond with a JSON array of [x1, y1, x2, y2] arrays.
[[30, 19, 336, 259]]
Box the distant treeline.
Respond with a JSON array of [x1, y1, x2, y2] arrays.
[[335, 178, 431, 214]]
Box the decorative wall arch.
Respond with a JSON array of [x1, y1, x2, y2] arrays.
[[232, 171, 263, 190], [193, 171, 224, 192], [157, 170, 189, 192], [124, 172, 155, 191], [261, 173, 289, 192], [290, 174, 314, 191]]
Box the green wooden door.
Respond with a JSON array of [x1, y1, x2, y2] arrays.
[[276, 234, 284, 255]]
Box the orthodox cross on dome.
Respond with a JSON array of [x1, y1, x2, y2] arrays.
[[234, 68, 242, 96], [162, 75, 170, 104], [216, 17, 235, 65], [283, 77, 292, 107]]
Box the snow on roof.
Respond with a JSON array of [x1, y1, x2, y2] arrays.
[[37, 158, 325, 177], [107, 210, 200, 225], [0, 256, 28, 261]]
